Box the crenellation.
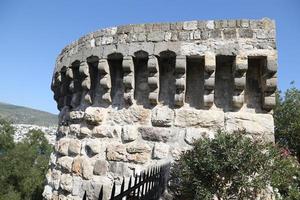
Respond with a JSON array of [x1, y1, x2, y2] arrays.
[[45, 19, 278, 200]]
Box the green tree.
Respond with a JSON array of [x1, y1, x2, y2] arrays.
[[274, 86, 300, 159], [0, 119, 52, 200]]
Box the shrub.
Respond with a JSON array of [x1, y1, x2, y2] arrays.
[[170, 132, 300, 200]]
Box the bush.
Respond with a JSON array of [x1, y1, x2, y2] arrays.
[[274, 86, 300, 159], [170, 132, 300, 200], [0, 119, 52, 200]]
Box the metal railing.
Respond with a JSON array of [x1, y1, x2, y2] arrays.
[[83, 162, 170, 200]]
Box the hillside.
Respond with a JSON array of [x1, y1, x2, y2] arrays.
[[0, 102, 57, 126]]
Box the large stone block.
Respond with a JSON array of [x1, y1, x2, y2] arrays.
[[225, 112, 275, 142], [151, 106, 174, 127], [57, 138, 70, 156], [92, 125, 120, 138], [126, 142, 151, 154], [60, 173, 73, 192], [93, 159, 109, 176], [175, 109, 224, 129], [68, 139, 81, 155], [153, 142, 169, 159], [71, 156, 93, 179], [139, 127, 175, 142], [106, 143, 127, 161], [122, 125, 138, 142], [57, 156, 73, 172], [84, 107, 106, 125]]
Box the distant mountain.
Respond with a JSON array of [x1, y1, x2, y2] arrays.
[[0, 102, 57, 126]]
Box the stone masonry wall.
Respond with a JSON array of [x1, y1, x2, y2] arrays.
[[43, 18, 277, 200]]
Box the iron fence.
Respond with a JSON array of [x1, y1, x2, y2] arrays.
[[83, 162, 171, 200]]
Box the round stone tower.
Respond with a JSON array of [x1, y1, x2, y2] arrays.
[[43, 18, 278, 199]]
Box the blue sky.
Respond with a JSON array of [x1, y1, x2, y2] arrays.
[[0, 0, 299, 114]]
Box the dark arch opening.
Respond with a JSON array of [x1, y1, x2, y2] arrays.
[[107, 53, 124, 108], [87, 56, 99, 103], [134, 51, 149, 107], [158, 51, 176, 107]]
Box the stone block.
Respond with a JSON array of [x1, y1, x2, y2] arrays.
[[184, 128, 205, 145], [127, 152, 150, 164], [69, 124, 81, 135], [238, 29, 253, 38], [71, 156, 93, 179], [57, 156, 73, 172], [110, 162, 131, 177], [84, 107, 106, 125], [122, 125, 138, 142], [68, 139, 81, 155], [153, 143, 169, 159], [223, 29, 237, 39], [225, 112, 274, 142], [93, 159, 109, 176], [85, 140, 102, 155], [79, 126, 92, 138], [183, 21, 198, 30], [175, 109, 224, 129], [151, 106, 174, 127], [72, 176, 83, 196], [147, 31, 165, 42], [43, 185, 53, 200], [60, 173, 73, 192], [92, 125, 120, 138], [126, 142, 151, 154], [57, 138, 70, 156], [139, 127, 174, 142], [106, 143, 127, 161]]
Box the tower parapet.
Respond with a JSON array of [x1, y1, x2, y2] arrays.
[[44, 18, 277, 200]]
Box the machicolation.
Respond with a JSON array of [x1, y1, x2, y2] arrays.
[[44, 18, 278, 200]]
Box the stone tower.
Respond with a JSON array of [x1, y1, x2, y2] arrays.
[[43, 18, 277, 199]]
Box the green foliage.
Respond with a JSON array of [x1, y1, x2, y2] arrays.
[[274, 86, 300, 159], [0, 119, 52, 200], [170, 132, 300, 200]]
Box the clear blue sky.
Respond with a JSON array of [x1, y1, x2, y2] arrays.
[[0, 0, 299, 114]]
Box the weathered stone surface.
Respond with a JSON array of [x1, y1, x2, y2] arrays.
[[84, 107, 106, 125], [57, 156, 73, 172], [153, 143, 169, 159], [57, 138, 70, 156], [122, 125, 138, 142], [60, 173, 73, 192], [43, 185, 53, 200], [72, 176, 83, 196], [69, 124, 80, 135], [107, 106, 150, 125], [71, 156, 93, 179], [139, 127, 175, 142], [51, 169, 61, 190], [79, 126, 92, 137], [184, 128, 214, 145], [127, 152, 150, 164], [93, 159, 109, 175], [175, 109, 224, 129], [151, 106, 174, 127], [68, 139, 81, 155], [110, 162, 131, 177], [106, 143, 127, 161], [126, 143, 151, 154], [69, 111, 85, 122], [225, 112, 274, 142], [92, 125, 120, 138], [85, 139, 102, 155]]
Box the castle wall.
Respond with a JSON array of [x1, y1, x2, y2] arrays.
[[44, 18, 277, 200]]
